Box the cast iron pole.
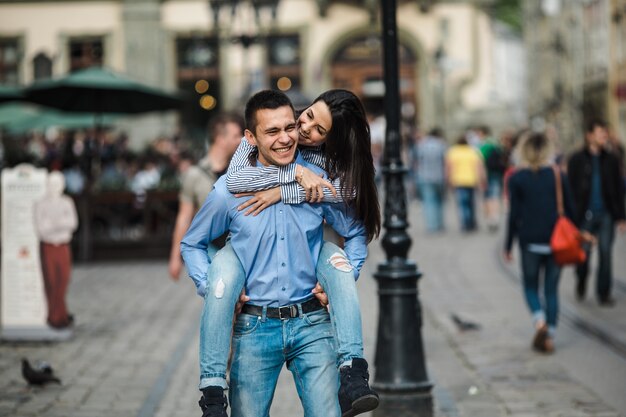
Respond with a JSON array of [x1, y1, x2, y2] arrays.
[[372, 0, 433, 414]]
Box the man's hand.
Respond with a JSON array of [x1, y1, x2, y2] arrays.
[[296, 165, 337, 203], [235, 188, 281, 216], [168, 254, 183, 281], [235, 289, 250, 314], [311, 282, 328, 307], [580, 230, 597, 244], [503, 251, 513, 263], [617, 220, 626, 233]]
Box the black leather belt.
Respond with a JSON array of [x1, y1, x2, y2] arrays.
[[241, 297, 325, 320]]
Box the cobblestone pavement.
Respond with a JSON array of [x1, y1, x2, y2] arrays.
[[1, 200, 625, 417]]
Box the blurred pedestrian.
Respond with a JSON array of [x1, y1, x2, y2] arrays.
[[567, 120, 626, 306], [504, 132, 575, 353], [477, 125, 506, 231], [413, 127, 447, 232], [445, 136, 485, 231], [34, 171, 79, 329], [168, 112, 244, 281]]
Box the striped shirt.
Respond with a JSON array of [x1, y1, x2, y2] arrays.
[[225, 138, 350, 203]]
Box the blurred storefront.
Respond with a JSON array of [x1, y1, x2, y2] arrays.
[[0, 0, 526, 145]]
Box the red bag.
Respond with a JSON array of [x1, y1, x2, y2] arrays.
[[550, 166, 586, 265]]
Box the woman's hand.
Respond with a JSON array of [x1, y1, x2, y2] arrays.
[[235, 187, 281, 216], [296, 165, 337, 203], [503, 251, 513, 262], [311, 282, 329, 307]]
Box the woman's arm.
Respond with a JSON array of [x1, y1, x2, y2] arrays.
[[226, 138, 298, 193], [226, 140, 342, 203]]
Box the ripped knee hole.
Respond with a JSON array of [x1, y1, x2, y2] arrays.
[[329, 253, 353, 272]]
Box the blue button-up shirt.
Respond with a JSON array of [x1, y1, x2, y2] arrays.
[[180, 153, 368, 307]]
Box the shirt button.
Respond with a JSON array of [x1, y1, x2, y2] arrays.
[[282, 287, 286, 291], [279, 210, 282, 214], [280, 236, 284, 240], [281, 262, 286, 267]]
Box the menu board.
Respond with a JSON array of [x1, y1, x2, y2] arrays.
[[1, 165, 70, 340]]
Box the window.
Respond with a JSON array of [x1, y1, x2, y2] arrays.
[[176, 36, 221, 140], [267, 34, 301, 92], [0, 38, 20, 84], [69, 37, 103, 72]]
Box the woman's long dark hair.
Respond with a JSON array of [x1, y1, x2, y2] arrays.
[[314, 89, 381, 242]]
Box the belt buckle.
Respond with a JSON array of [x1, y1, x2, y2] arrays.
[[278, 305, 297, 320]]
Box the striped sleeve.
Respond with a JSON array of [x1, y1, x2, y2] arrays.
[[225, 138, 298, 193]]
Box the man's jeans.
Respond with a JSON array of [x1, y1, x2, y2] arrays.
[[418, 181, 445, 232], [198, 242, 363, 390], [576, 211, 615, 300], [520, 248, 561, 327], [230, 308, 341, 417], [454, 187, 476, 231]]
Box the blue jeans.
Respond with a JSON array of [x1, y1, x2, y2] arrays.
[[418, 181, 445, 232], [229, 308, 340, 417], [576, 211, 615, 300], [520, 248, 561, 328], [454, 187, 476, 231], [198, 241, 363, 389]]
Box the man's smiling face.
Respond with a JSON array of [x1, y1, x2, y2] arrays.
[[245, 105, 298, 167]]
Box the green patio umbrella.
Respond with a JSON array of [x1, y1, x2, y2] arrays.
[[0, 103, 38, 127], [24, 66, 183, 114], [0, 102, 120, 133], [0, 84, 23, 104]]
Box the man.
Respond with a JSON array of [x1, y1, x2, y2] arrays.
[[445, 136, 486, 232], [567, 120, 626, 306], [477, 125, 505, 231], [411, 127, 447, 232], [168, 112, 243, 280], [181, 90, 368, 417]]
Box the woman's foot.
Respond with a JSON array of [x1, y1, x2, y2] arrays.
[[532, 323, 548, 352], [338, 358, 379, 417]]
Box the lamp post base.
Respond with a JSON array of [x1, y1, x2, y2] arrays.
[[373, 390, 433, 417]]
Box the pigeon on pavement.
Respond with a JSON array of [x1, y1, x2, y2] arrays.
[[451, 313, 481, 331], [21, 358, 62, 386]]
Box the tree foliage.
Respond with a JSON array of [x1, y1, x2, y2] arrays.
[[489, 0, 522, 33]]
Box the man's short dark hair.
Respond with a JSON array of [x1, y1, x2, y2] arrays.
[[477, 125, 491, 136], [585, 119, 607, 134], [244, 89, 294, 135], [207, 112, 245, 145]]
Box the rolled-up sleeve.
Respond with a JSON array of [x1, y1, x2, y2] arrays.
[[180, 186, 231, 295]]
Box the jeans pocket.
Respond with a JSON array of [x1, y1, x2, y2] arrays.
[[303, 309, 331, 326], [233, 313, 260, 336]]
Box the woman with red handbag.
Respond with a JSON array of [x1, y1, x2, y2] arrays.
[[504, 132, 576, 353]]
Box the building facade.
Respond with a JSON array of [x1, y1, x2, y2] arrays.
[[0, 0, 526, 146], [523, 0, 625, 152]]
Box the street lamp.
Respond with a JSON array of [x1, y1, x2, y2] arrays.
[[207, 0, 280, 95], [373, 0, 433, 415]]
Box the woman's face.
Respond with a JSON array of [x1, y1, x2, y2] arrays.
[[297, 100, 332, 147]]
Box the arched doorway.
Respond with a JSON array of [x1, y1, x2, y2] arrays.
[[330, 35, 418, 124]]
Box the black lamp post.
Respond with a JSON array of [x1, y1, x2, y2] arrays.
[[372, 0, 433, 414]]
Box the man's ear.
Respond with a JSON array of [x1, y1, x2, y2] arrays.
[[244, 129, 257, 146]]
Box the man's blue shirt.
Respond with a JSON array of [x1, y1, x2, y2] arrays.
[[180, 153, 368, 307]]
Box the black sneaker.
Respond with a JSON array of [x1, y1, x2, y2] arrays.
[[338, 358, 379, 417], [199, 386, 228, 417]]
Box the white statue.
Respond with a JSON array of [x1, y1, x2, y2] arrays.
[[33, 171, 78, 329]]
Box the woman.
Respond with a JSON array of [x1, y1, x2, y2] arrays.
[[195, 89, 381, 417], [504, 132, 576, 353]]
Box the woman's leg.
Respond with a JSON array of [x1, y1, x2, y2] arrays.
[[543, 254, 561, 334], [199, 242, 246, 390], [520, 248, 543, 323], [315, 241, 364, 367]]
